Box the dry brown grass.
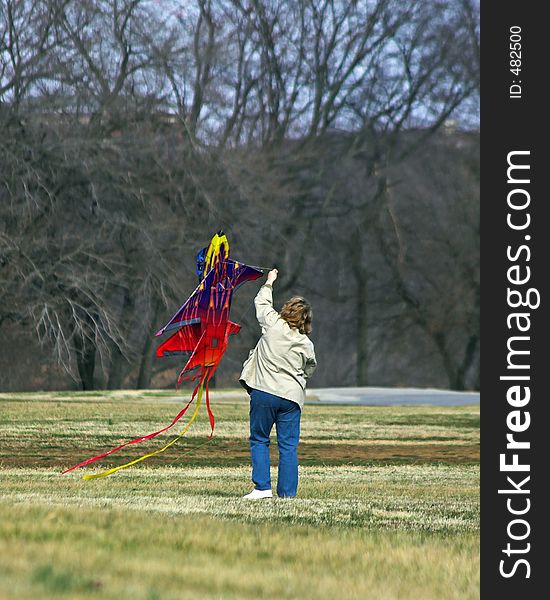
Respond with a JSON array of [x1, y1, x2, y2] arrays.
[[0, 391, 479, 599]]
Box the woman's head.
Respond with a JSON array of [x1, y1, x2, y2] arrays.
[[280, 296, 313, 335]]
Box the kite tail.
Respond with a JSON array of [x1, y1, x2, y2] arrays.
[[177, 365, 215, 437], [61, 393, 197, 475], [205, 376, 215, 438], [62, 370, 208, 478], [81, 380, 205, 480]]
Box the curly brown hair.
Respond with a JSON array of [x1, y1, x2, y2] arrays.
[[280, 296, 313, 335]]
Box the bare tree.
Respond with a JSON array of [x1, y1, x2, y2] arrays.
[[373, 132, 480, 389], [308, 0, 480, 385], [0, 0, 479, 391]]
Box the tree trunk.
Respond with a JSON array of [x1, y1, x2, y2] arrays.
[[74, 330, 96, 391], [107, 288, 133, 389], [431, 331, 463, 390], [107, 344, 126, 390], [432, 291, 479, 391], [137, 299, 161, 389], [350, 225, 369, 386], [136, 333, 154, 390], [355, 272, 369, 386], [455, 334, 479, 391]]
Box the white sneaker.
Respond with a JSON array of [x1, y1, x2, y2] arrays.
[[242, 488, 273, 500]]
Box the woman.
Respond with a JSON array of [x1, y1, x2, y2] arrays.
[[239, 269, 317, 499]]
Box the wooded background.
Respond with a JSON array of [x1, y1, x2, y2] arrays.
[[0, 0, 479, 392]]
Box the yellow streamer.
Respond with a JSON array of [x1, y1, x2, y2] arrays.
[[82, 380, 205, 480]]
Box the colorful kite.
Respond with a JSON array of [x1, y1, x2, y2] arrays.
[[63, 231, 263, 479]]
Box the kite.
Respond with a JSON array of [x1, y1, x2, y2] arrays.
[[63, 231, 263, 479]]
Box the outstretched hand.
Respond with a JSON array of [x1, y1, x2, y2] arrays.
[[266, 269, 278, 284]]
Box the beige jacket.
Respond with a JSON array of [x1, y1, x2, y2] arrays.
[[239, 284, 317, 410]]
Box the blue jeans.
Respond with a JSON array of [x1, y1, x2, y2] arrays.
[[249, 389, 301, 497]]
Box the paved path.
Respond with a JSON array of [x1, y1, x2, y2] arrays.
[[159, 386, 479, 406], [305, 387, 479, 406]]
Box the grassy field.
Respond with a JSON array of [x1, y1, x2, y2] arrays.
[[0, 390, 479, 600]]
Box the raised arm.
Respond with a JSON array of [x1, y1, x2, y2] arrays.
[[254, 269, 279, 329]]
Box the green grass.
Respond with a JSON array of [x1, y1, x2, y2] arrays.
[[0, 390, 479, 599]]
